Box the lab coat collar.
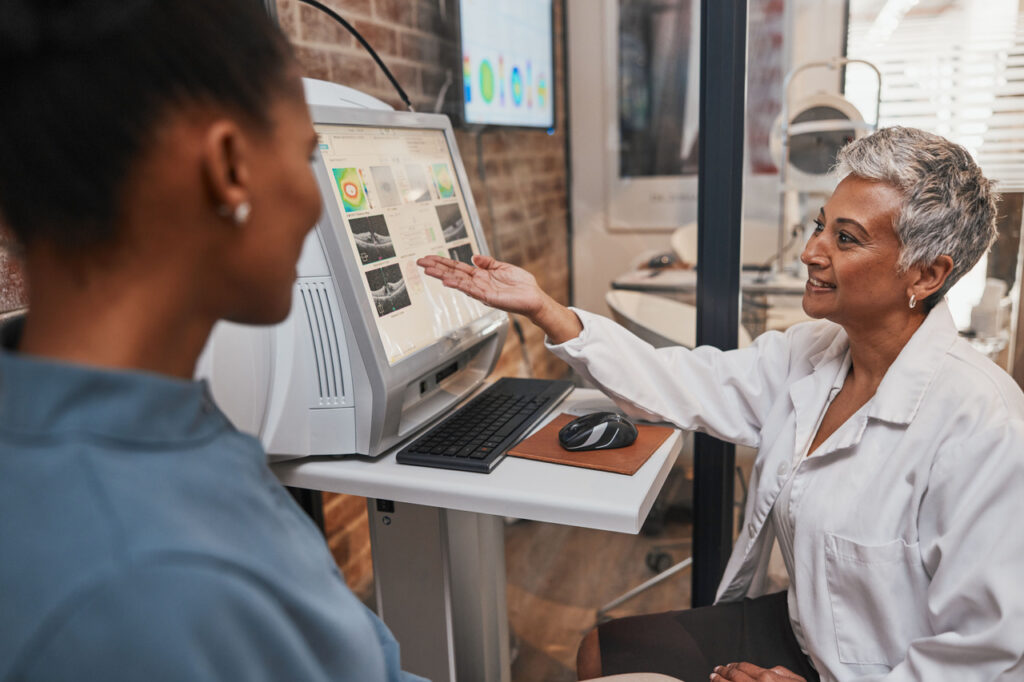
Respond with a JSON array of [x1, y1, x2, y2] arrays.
[[789, 329, 851, 459], [865, 299, 958, 425], [791, 300, 958, 458]]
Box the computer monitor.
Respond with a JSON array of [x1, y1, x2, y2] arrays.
[[197, 88, 509, 459], [458, 0, 555, 129], [316, 120, 491, 364]]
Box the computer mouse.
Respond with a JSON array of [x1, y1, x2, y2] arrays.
[[646, 252, 679, 269], [558, 411, 638, 452]]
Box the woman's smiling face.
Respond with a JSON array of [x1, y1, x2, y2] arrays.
[[800, 174, 917, 330]]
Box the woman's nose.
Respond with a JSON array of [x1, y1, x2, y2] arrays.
[[801, 232, 825, 266]]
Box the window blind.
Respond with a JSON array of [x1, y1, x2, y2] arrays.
[[846, 0, 1024, 190]]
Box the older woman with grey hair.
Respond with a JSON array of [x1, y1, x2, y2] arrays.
[[419, 126, 1024, 681]]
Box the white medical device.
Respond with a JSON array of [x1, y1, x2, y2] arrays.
[[196, 80, 508, 460]]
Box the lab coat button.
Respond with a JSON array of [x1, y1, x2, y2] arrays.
[[747, 522, 756, 538], [777, 462, 789, 476]]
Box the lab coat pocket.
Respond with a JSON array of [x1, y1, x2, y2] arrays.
[[823, 532, 930, 666]]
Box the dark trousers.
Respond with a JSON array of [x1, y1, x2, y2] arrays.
[[596, 591, 819, 681]]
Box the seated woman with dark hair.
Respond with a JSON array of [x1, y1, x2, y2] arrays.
[[420, 126, 1024, 681], [0, 2, 426, 680]]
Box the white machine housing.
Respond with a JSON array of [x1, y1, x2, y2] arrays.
[[196, 80, 509, 460]]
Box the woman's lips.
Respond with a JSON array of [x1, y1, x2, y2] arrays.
[[806, 276, 836, 290]]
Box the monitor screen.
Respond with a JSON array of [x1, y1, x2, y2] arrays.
[[459, 0, 555, 129], [315, 123, 492, 365]]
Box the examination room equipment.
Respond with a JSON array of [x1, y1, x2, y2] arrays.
[[197, 79, 567, 465]]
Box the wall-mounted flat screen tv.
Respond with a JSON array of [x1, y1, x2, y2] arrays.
[[458, 0, 555, 129]]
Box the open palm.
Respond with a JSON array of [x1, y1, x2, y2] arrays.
[[417, 254, 545, 317]]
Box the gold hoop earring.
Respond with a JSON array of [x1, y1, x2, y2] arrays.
[[909, 294, 917, 309]]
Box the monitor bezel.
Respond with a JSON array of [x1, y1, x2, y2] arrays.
[[307, 105, 507, 385], [454, 0, 557, 132]]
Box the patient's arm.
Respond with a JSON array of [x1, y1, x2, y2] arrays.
[[418, 253, 583, 343]]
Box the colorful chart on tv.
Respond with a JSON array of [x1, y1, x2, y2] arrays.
[[459, 0, 554, 128]]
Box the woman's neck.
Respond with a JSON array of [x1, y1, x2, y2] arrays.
[[842, 308, 927, 389], [18, 249, 215, 379]]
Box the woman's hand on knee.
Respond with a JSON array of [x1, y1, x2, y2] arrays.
[[710, 662, 805, 682]]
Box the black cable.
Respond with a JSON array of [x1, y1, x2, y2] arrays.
[[297, 0, 415, 112], [475, 130, 534, 378]]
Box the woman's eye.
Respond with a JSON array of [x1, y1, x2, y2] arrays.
[[838, 232, 856, 244], [812, 220, 824, 233]]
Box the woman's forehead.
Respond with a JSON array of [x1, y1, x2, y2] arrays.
[[824, 174, 903, 236]]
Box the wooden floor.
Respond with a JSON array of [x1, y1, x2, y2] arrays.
[[505, 508, 694, 682]]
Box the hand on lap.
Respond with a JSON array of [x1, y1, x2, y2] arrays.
[[711, 662, 806, 681]]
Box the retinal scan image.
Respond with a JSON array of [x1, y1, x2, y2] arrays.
[[348, 214, 396, 264], [365, 263, 412, 317], [435, 203, 468, 243], [370, 165, 402, 208], [448, 243, 474, 265]]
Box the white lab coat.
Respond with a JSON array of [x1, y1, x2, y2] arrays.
[[547, 300, 1024, 681]]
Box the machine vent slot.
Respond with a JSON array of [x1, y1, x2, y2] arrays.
[[299, 282, 345, 403]]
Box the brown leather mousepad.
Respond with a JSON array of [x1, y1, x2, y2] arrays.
[[508, 413, 674, 475]]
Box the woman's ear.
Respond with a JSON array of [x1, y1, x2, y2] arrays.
[[910, 254, 955, 302], [199, 120, 251, 218]]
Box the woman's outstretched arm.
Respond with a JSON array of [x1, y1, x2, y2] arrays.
[[417, 254, 583, 344]]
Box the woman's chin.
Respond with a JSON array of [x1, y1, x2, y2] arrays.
[[801, 299, 830, 320]]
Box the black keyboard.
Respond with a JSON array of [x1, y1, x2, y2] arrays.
[[396, 377, 575, 473]]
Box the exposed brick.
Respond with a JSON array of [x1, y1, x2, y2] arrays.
[[383, 62, 420, 100], [538, 155, 560, 173], [298, 3, 354, 46], [420, 65, 453, 102], [323, 492, 366, 530], [373, 0, 416, 25], [531, 175, 565, 198], [416, 0, 447, 35], [293, 44, 333, 81], [400, 31, 442, 63], [351, 18, 398, 57], [322, 0, 372, 19], [275, 0, 301, 41], [0, 245, 27, 314], [328, 50, 378, 89], [342, 542, 374, 598]]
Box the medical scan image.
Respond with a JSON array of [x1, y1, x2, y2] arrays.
[[348, 214, 397, 264], [448, 243, 474, 265], [436, 202, 468, 242], [365, 263, 412, 317], [370, 165, 402, 207]]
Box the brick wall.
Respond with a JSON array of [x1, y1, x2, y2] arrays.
[[0, 254, 26, 315], [0, 233, 27, 316], [276, 0, 571, 597]]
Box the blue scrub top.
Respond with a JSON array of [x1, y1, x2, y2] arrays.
[[0, 331, 426, 682]]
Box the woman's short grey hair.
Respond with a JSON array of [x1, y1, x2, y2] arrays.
[[834, 126, 998, 310]]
